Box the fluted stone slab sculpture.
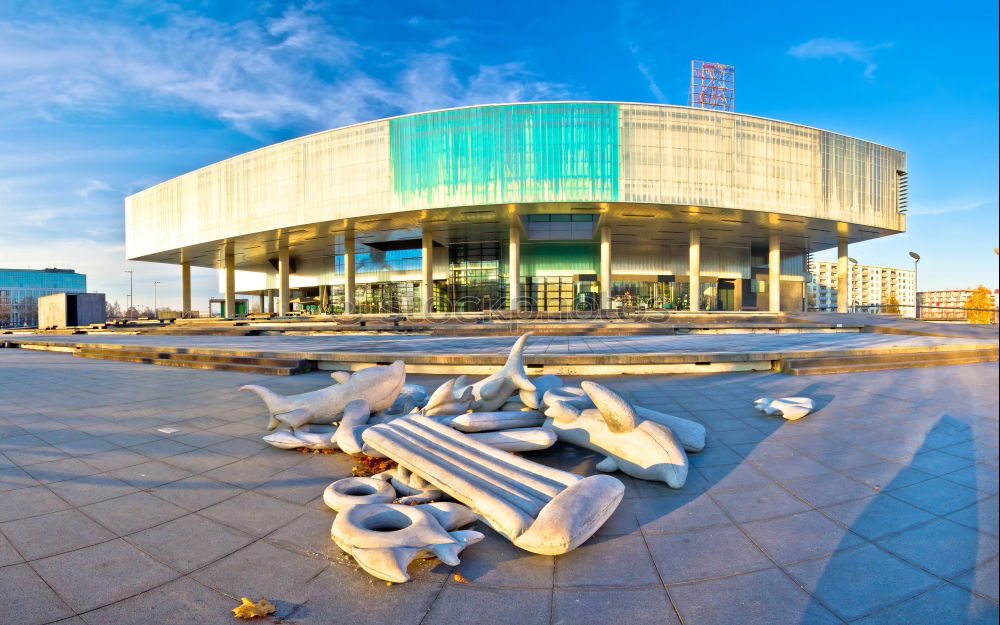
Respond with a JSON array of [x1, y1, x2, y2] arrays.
[[545, 382, 689, 489], [543, 386, 706, 453], [754, 397, 815, 420], [362, 415, 624, 555], [241, 361, 406, 430], [331, 501, 484, 583]]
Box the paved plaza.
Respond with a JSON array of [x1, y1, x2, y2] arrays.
[[0, 348, 997, 625], [5, 331, 995, 357]]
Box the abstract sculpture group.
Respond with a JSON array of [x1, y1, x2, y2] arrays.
[[241, 333, 716, 583]]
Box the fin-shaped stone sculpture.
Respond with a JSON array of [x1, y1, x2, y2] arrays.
[[374, 466, 444, 504], [335, 399, 372, 455], [458, 333, 536, 412], [543, 386, 706, 453], [241, 361, 406, 430], [362, 415, 624, 555], [447, 411, 545, 433], [466, 428, 557, 452], [754, 397, 814, 420], [519, 374, 564, 410], [422, 378, 474, 417], [545, 381, 689, 489], [261, 429, 336, 450], [331, 502, 484, 583], [330, 371, 353, 384], [375, 384, 428, 420]]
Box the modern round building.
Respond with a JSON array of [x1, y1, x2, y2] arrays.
[[125, 102, 907, 315]]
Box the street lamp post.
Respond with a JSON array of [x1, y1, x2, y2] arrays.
[[124, 269, 134, 320], [908, 251, 920, 319], [153, 281, 161, 317]]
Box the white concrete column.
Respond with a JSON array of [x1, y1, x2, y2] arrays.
[[421, 229, 433, 314], [268, 292, 275, 314], [278, 236, 290, 315], [689, 229, 700, 311], [600, 225, 612, 310], [509, 224, 521, 311], [319, 285, 329, 314], [837, 239, 849, 313], [344, 231, 355, 314], [258, 293, 265, 314], [224, 245, 235, 318], [180, 262, 191, 317], [769, 233, 782, 313]]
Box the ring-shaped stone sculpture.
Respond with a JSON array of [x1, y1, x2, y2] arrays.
[[323, 476, 396, 511], [331, 502, 483, 583]]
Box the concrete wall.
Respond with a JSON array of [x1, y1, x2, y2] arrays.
[[38, 293, 106, 328]]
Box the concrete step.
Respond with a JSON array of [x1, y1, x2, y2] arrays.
[[72, 348, 311, 375], [783, 348, 998, 375], [75, 347, 312, 370]]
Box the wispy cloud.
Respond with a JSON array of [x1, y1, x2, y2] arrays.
[[617, 1, 668, 103], [788, 37, 893, 78], [908, 199, 998, 217], [0, 4, 569, 136]]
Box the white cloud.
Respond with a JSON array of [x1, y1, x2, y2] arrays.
[[0, 5, 569, 136], [617, 1, 668, 104], [907, 199, 998, 217], [788, 37, 893, 78]]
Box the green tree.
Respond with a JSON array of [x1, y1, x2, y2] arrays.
[[965, 285, 994, 324]]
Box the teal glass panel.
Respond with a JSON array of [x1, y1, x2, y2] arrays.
[[520, 243, 599, 275], [390, 103, 619, 208]]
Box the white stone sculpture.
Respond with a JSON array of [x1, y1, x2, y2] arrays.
[[241, 361, 406, 430], [362, 415, 625, 555], [445, 411, 545, 432], [754, 397, 815, 420], [334, 399, 372, 455], [421, 377, 474, 417], [466, 428, 557, 452], [499, 399, 530, 412], [543, 386, 706, 453], [375, 384, 428, 420], [374, 466, 444, 504], [261, 423, 338, 450], [519, 374, 564, 410], [323, 477, 397, 511], [457, 333, 536, 412], [330, 501, 484, 583], [544, 381, 689, 489]]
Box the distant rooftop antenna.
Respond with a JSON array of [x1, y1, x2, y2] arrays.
[[688, 60, 735, 111]]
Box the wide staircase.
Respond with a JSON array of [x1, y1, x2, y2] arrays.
[[780, 346, 999, 375], [71, 345, 312, 375]]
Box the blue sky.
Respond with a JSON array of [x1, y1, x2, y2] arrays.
[[0, 0, 996, 310]]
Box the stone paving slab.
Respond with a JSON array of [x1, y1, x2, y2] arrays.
[[0, 349, 997, 625], [4, 331, 997, 366]]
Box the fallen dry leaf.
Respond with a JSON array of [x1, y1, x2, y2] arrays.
[[453, 572, 470, 584], [232, 597, 276, 619], [351, 455, 397, 476]]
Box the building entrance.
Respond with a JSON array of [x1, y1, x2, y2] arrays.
[[717, 279, 736, 311]]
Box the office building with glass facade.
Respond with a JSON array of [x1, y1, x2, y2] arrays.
[[125, 102, 907, 315], [0, 268, 87, 326]]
